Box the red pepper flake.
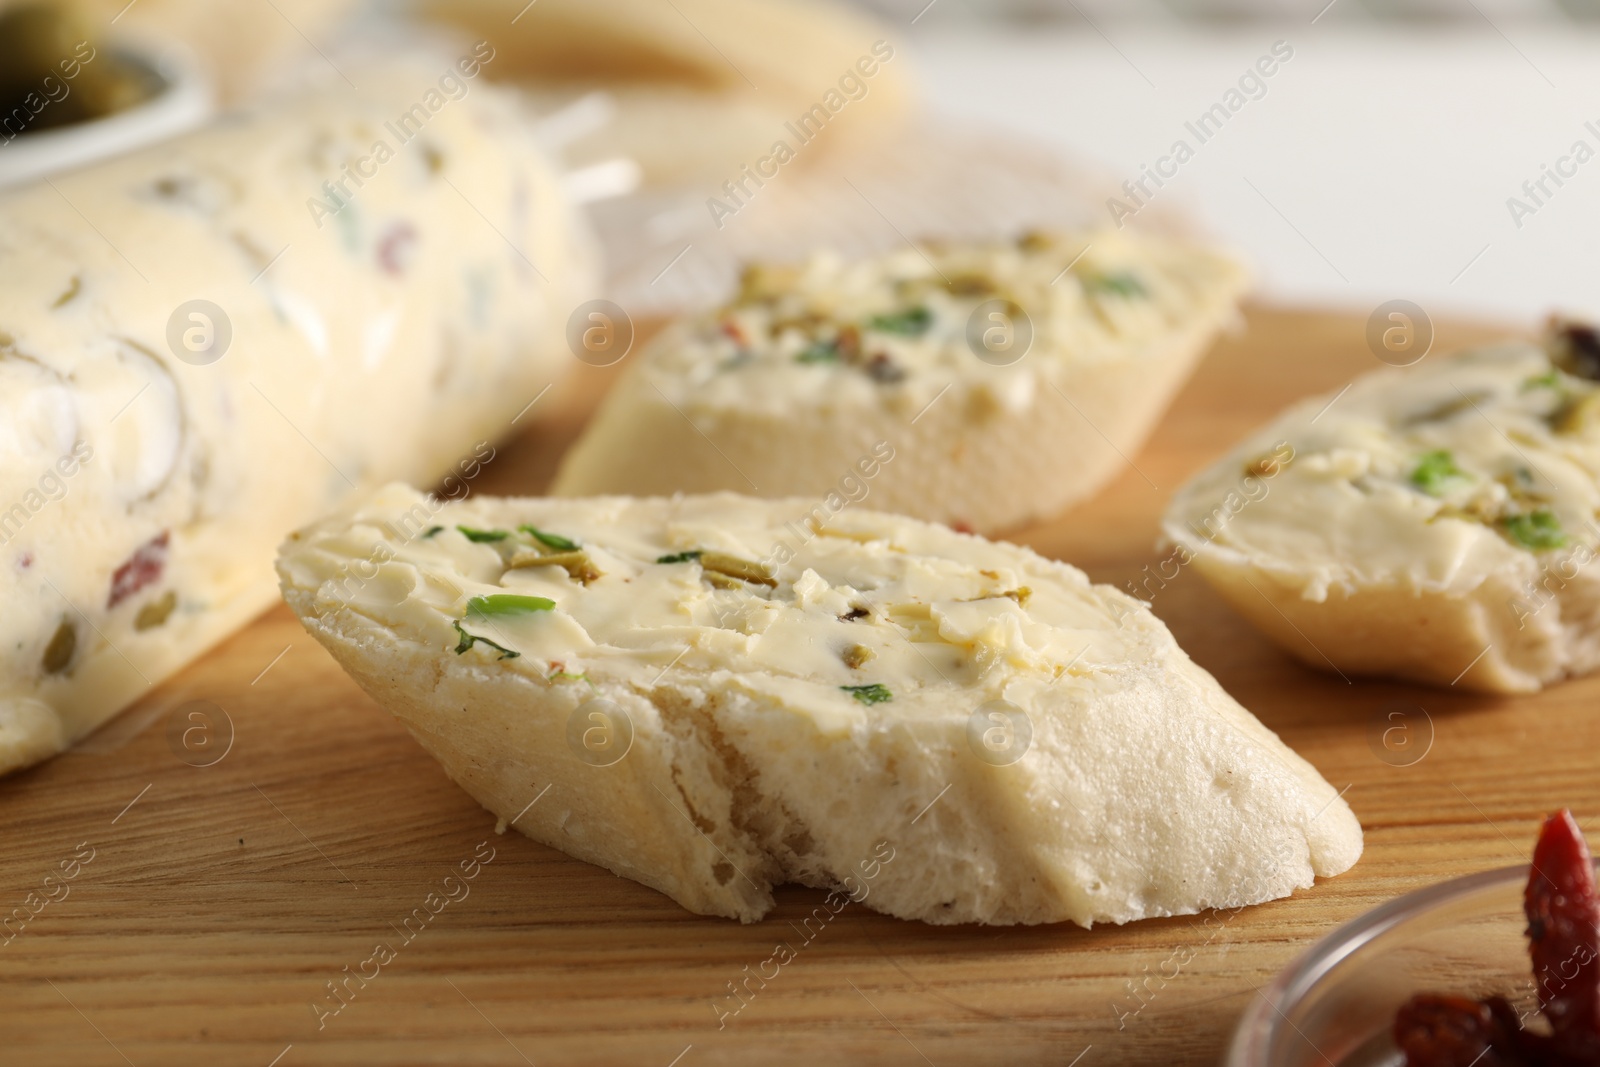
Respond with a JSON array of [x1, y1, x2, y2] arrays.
[[1393, 809, 1600, 1065], [719, 319, 748, 346], [377, 222, 418, 277], [109, 532, 169, 609]]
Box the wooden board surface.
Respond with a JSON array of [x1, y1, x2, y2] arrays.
[[4, 306, 1588, 1067]]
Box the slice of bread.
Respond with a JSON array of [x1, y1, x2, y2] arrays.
[[417, 0, 915, 187], [1162, 327, 1600, 693], [550, 230, 1248, 534], [278, 483, 1360, 925]]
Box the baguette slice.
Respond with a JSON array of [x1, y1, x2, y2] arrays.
[[278, 483, 1360, 925], [550, 230, 1248, 533], [418, 0, 915, 186], [1162, 327, 1600, 693]]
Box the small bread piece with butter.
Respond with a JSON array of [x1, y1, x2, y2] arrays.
[[278, 483, 1360, 925], [550, 230, 1249, 534], [1162, 322, 1600, 693]]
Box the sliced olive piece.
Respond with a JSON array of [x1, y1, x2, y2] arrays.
[[508, 548, 602, 584], [135, 590, 177, 631], [699, 551, 776, 587], [42, 619, 76, 674], [842, 644, 875, 669]]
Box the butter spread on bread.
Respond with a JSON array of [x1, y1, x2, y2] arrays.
[[280, 484, 1361, 925]]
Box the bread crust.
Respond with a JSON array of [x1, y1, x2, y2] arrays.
[[279, 486, 1362, 925]]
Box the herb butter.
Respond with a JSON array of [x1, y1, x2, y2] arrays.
[[553, 229, 1249, 533], [1164, 328, 1600, 692], [279, 483, 1361, 925]]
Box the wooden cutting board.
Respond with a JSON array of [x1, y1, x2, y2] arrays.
[[4, 306, 1588, 1067]]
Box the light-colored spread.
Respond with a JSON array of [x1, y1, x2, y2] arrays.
[[0, 61, 593, 776], [1167, 340, 1600, 600], [282, 484, 1171, 735], [647, 229, 1248, 416]]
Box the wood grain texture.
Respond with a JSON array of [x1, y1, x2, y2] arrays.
[[3, 306, 1588, 1067]]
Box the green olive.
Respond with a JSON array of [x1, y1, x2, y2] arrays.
[[42, 619, 76, 675]]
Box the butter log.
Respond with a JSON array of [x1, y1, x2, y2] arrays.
[[0, 60, 597, 774]]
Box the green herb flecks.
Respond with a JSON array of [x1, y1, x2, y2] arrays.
[[841, 683, 892, 706], [421, 526, 444, 539], [1501, 509, 1568, 551], [466, 594, 556, 617], [796, 340, 840, 364], [452, 621, 520, 660], [1410, 450, 1472, 497], [657, 550, 703, 564], [457, 525, 509, 543], [520, 525, 579, 552], [1524, 369, 1564, 391], [1082, 272, 1148, 299], [867, 306, 932, 337]]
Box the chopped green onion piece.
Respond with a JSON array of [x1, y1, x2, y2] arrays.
[[867, 306, 932, 336], [452, 621, 520, 660], [796, 341, 840, 364], [466, 594, 556, 617], [457, 525, 509, 543], [520, 525, 580, 551], [421, 525, 444, 539], [1524, 370, 1564, 391], [1082, 272, 1148, 298], [1410, 450, 1471, 497], [1501, 509, 1568, 550], [841, 683, 892, 705], [656, 551, 703, 564]]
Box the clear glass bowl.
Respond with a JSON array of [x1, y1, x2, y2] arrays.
[[1224, 861, 1587, 1067]]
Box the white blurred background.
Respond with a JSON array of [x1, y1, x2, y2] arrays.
[[852, 0, 1600, 325]]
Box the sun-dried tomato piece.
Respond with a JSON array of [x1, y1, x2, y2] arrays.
[[108, 531, 169, 609], [1527, 810, 1600, 1060], [1394, 993, 1528, 1067], [1393, 811, 1600, 1066]]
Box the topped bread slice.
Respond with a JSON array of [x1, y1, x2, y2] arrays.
[[1163, 324, 1600, 692], [551, 229, 1248, 533], [278, 483, 1360, 924]]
